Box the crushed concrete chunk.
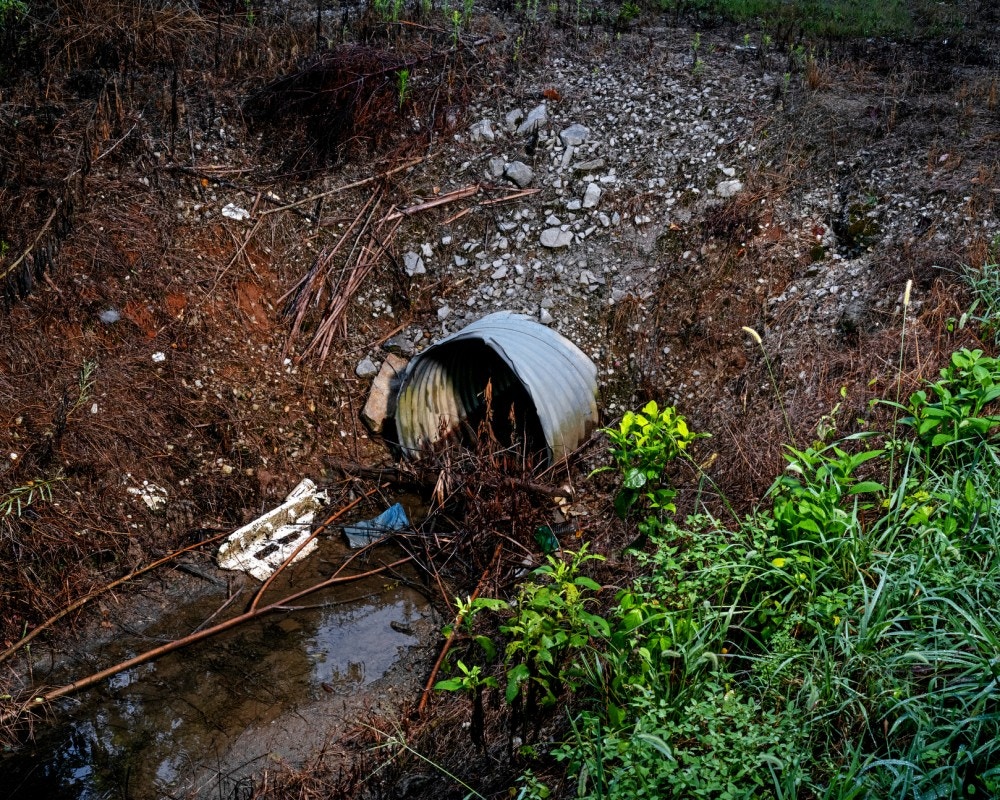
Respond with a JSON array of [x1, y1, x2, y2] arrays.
[[361, 353, 408, 434]]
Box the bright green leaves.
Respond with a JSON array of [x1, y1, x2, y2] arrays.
[[501, 546, 608, 709], [606, 401, 700, 485], [596, 401, 706, 536], [767, 441, 885, 542], [434, 547, 609, 717], [623, 467, 647, 490], [434, 660, 498, 693], [896, 348, 1000, 464]]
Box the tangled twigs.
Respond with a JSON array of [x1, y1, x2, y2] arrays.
[[416, 543, 503, 716], [282, 188, 407, 364], [259, 157, 427, 216], [0, 530, 230, 668], [1, 556, 414, 725]]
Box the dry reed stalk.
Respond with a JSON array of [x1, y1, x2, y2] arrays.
[[416, 543, 503, 716], [382, 184, 480, 220], [304, 207, 403, 364], [1, 557, 414, 724], [281, 191, 381, 355]]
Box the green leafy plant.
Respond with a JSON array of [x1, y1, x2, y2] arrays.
[[396, 68, 410, 110], [1, 475, 64, 518], [594, 400, 702, 522], [443, 594, 505, 659], [690, 30, 701, 68], [519, 335, 1000, 797], [616, 0, 640, 27], [886, 348, 1000, 467], [961, 248, 1000, 346], [501, 546, 609, 709], [434, 659, 498, 693], [513, 770, 551, 800], [0, 0, 27, 25], [767, 440, 885, 541], [557, 686, 804, 800]]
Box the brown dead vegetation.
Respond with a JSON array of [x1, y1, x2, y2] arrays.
[[1, 1, 999, 797]]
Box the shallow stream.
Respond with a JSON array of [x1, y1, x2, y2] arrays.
[[2, 531, 434, 800]]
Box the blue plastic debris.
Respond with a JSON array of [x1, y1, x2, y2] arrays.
[[342, 503, 410, 548]]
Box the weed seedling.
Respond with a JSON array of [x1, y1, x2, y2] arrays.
[[396, 68, 410, 110]]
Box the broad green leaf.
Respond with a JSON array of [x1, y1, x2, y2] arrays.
[[474, 635, 497, 661], [614, 490, 636, 519], [624, 468, 647, 489], [635, 732, 675, 761], [796, 519, 822, 534], [849, 481, 886, 494], [505, 663, 530, 703]]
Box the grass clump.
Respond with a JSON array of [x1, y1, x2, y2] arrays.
[[652, 0, 967, 40], [961, 252, 1000, 349], [512, 340, 1000, 797]]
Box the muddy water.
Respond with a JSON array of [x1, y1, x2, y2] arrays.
[[2, 534, 435, 800]]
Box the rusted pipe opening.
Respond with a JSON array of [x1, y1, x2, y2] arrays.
[[389, 340, 547, 460]]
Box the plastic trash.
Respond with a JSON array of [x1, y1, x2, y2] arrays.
[[343, 503, 410, 549], [217, 478, 328, 580], [534, 525, 560, 554], [221, 203, 251, 221]]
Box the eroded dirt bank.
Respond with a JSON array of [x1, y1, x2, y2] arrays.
[[1, 0, 998, 796]]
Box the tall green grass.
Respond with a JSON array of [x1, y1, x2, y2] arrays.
[[651, 0, 967, 39], [530, 356, 1000, 795]]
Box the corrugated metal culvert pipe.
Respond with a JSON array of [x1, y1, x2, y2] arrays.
[[388, 312, 599, 464]]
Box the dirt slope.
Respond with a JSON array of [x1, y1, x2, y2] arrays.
[[0, 0, 998, 793]]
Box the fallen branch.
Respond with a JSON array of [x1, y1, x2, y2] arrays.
[[417, 543, 502, 715], [2, 555, 413, 721], [440, 207, 472, 225], [259, 157, 426, 217], [382, 184, 480, 221], [0, 202, 62, 286], [0, 530, 230, 667], [478, 187, 541, 206], [436, 187, 541, 225]]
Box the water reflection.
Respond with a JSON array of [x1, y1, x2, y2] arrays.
[[2, 564, 428, 800]]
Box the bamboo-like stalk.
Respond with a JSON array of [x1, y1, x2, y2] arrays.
[[2, 556, 413, 723], [416, 543, 502, 715]]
